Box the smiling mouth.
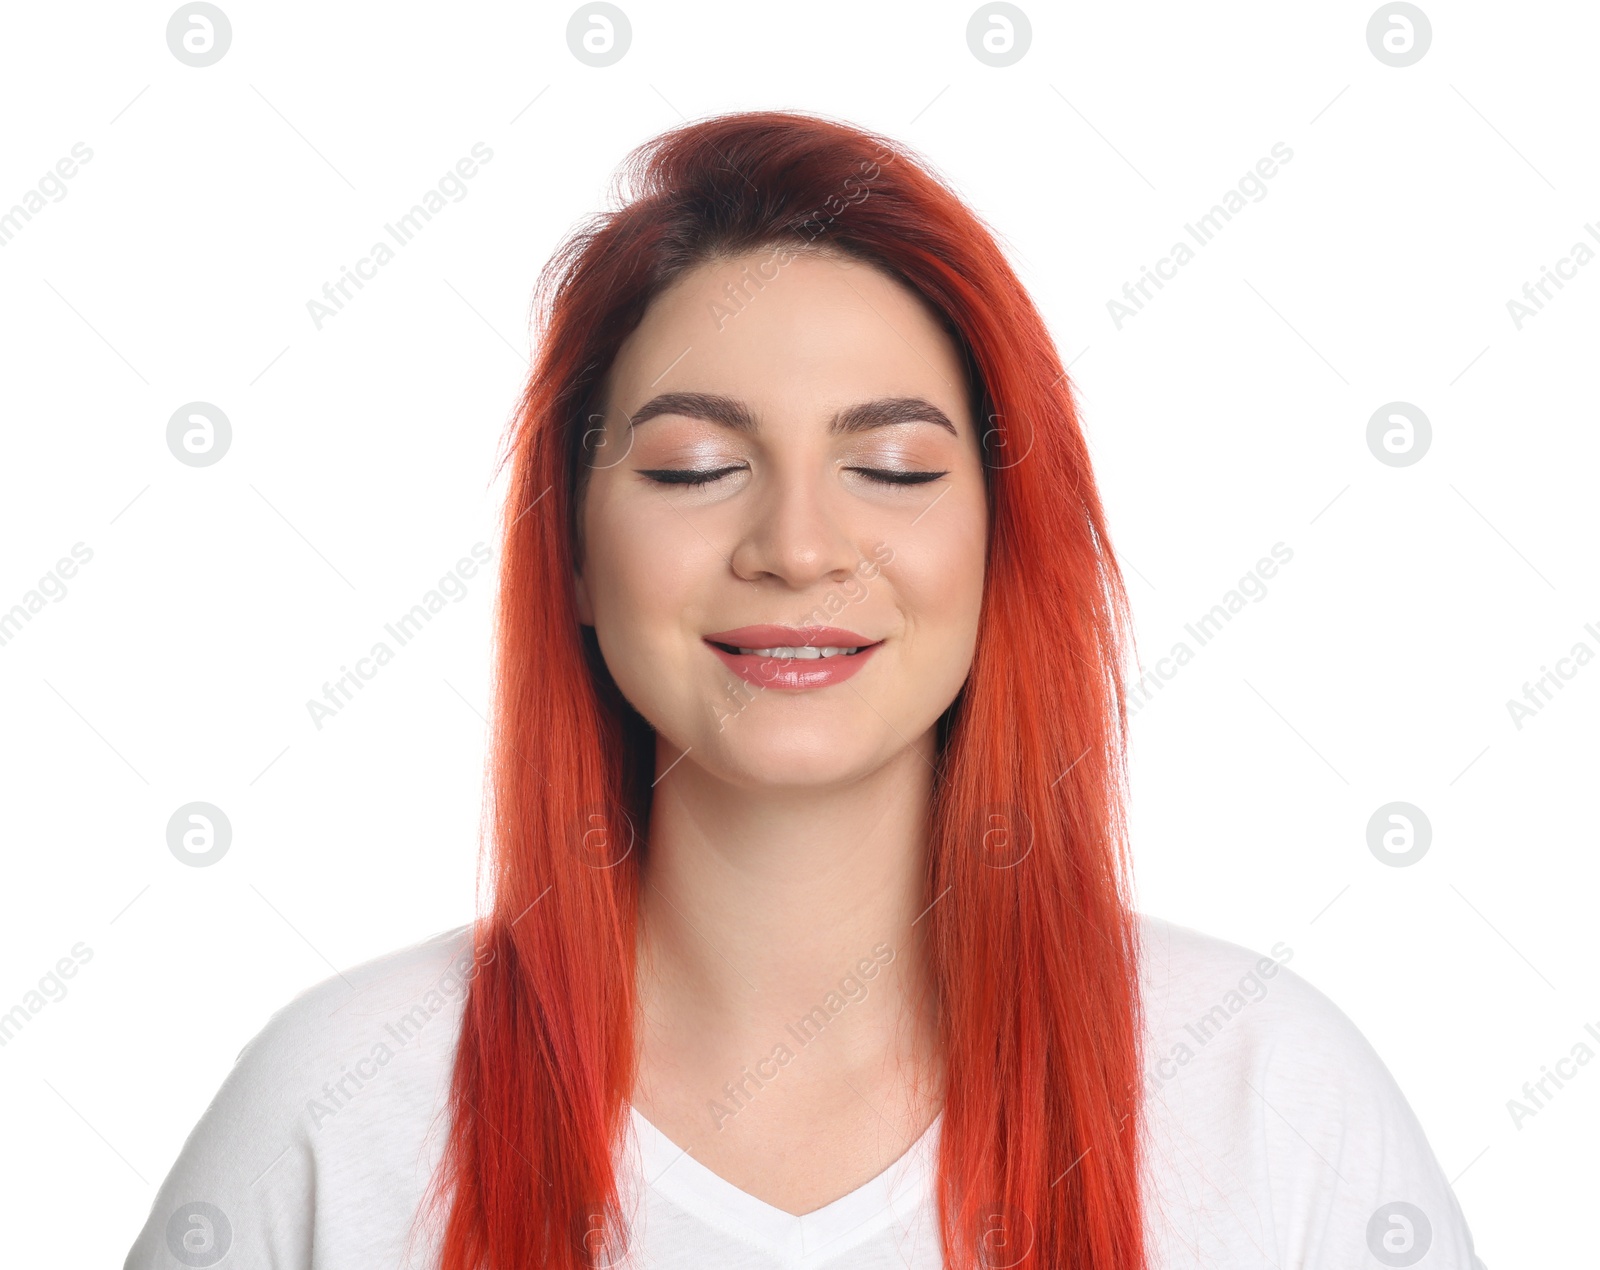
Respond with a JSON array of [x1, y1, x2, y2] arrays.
[[706, 641, 883, 659], [702, 630, 884, 689]]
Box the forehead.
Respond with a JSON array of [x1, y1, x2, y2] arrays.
[[602, 247, 971, 425]]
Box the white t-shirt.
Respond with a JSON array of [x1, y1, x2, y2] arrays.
[[122, 916, 1485, 1269]]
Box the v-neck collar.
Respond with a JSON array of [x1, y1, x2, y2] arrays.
[[623, 1104, 942, 1266]]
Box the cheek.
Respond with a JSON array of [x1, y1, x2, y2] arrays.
[[888, 498, 987, 660], [583, 486, 706, 681], [586, 479, 685, 614]]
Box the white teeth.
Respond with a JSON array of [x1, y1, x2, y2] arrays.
[[735, 646, 859, 658]]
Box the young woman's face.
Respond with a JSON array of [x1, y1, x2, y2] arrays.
[[575, 246, 988, 788]]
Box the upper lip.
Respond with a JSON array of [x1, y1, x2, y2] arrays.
[[703, 624, 881, 649]]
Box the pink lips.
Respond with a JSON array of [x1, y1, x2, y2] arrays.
[[702, 625, 884, 690]]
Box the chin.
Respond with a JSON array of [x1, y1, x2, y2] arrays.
[[701, 729, 883, 791]]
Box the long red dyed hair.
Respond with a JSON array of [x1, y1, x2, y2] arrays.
[[417, 109, 1145, 1270]]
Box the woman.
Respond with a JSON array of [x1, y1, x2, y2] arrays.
[[125, 111, 1483, 1269]]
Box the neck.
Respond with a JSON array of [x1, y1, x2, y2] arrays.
[[632, 730, 944, 1121]]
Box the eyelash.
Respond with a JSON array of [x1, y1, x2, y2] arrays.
[[639, 466, 948, 488]]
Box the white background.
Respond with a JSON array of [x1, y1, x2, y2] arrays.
[[1, 1, 1594, 1264]]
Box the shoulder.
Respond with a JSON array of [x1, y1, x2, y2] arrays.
[[233, 922, 478, 1082], [123, 924, 477, 1269], [209, 921, 480, 1140], [1132, 913, 1485, 1269], [1134, 911, 1334, 1079]]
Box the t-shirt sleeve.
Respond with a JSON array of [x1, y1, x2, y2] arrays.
[[122, 998, 323, 1269], [1251, 969, 1486, 1269], [123, 928, 474, 1269], [1137, 918, 1487, 1268]]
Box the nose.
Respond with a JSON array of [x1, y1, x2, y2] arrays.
[[726, 467, 863, 589]]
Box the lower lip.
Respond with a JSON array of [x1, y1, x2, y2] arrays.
[[705, 640, 882, 690]]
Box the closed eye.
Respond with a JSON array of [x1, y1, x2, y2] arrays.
[[850, 467, 948, 486], [637, 466, 948, 488], [638, 466, 744, 487]]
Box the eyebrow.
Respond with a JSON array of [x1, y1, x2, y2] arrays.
[[625, 391, 959, 438]]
